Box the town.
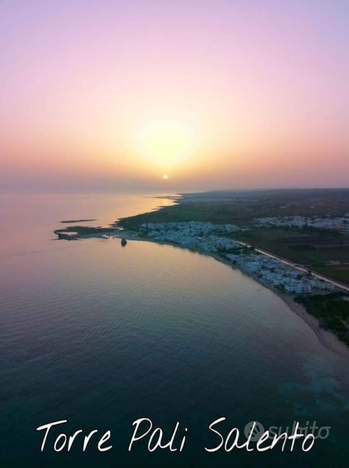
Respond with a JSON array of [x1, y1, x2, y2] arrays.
[[127, 221, 336, 295], [253, 215, 349, 232]]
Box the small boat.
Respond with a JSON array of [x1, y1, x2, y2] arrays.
[[121, 238, 127, 246]]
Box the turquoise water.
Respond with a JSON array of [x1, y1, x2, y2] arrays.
[[0, 193, 349, 467]]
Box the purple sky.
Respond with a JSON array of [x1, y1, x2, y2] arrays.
[[1, 0, 349, 191]]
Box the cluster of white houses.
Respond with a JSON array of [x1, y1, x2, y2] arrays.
[[254, 215, 349, 232], [139, 221, 247, 251], [137, 221, 335, 295], [225, 252, 334, 294]]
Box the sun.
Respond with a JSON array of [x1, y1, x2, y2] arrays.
[[163, 174, 168, 180]]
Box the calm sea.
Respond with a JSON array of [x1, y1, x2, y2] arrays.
[[0, 192, 348, 467]]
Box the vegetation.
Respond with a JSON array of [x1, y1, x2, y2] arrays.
[[295, 293, 349, 346], [231, 229, 349, 284]]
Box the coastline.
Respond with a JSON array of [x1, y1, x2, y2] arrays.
[[103, 232, 349, 360], [204, 249, 349, 360], [54, 188, 349, 361], [281, 294, 349, 359]]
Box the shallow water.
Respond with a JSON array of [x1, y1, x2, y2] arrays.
[[0, 193, 348, 467]]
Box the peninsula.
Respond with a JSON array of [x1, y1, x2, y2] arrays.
[[55, 189, 349, 352]]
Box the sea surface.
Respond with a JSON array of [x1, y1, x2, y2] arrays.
[[0, 192, 349, 467]]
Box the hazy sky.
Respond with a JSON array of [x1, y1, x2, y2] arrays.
[[1, 0, 349, 191]]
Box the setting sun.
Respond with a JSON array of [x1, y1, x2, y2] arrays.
[[163, 174, 168, 180]]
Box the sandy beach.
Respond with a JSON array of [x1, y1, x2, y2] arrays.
[[211, 251, 349, 360]]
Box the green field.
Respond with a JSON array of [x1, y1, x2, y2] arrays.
[[231, 229, 349, 285]]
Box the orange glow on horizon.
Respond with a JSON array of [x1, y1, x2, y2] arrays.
[[1, 1, 348, 190]]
